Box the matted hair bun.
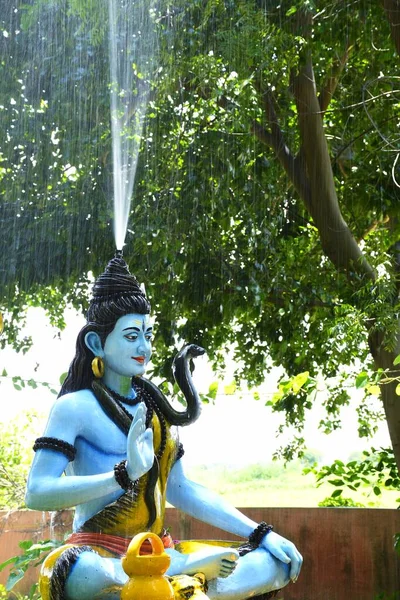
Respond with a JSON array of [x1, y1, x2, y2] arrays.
[[87, 256, 150, 322]]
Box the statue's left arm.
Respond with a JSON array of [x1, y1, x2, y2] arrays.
[[166, 458, 302, 582]]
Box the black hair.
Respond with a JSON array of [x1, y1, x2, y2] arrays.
[[59, 257, 150, 396]]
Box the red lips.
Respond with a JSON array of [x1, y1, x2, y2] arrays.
[[132, 356, 145, 364]]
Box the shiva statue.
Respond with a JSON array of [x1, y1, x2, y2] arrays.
[[26, 256, 302, 600]]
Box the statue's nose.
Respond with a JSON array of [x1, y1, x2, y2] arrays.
[[138, 340, 149, 354]]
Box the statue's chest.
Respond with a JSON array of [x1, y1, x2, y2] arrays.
[[74, 401, 168, 461], [77, 401, 140, 456]]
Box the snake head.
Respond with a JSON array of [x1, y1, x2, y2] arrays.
[[172, 344, 206, 372], [185, 344, 206, 358]]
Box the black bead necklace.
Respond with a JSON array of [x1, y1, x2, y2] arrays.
[[132, 382, 167, 462], [106, 382, 167, 463], [104, 385, 142, 406]]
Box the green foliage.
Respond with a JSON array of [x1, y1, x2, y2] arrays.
[[0, 371, 58, 395], [374, 592, 400, 600], [318, 495, 365, 508], [188, 458, 398, 507], [0, 539, 61, 594], [1, 0, 400, 463], [0, 412, 39, 509], [0, 584, 41, 600], [395, 533, 400, 557], [307, 448, 400, 503]]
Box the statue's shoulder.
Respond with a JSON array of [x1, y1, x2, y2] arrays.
[[49, 388, 98, 420]]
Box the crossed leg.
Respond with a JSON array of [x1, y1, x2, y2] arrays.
[[62, 546, 289, 600], [207, 547, 290, 600]]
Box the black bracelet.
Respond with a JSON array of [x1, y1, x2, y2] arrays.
[[33, 437, 76, 462], [114, 460, 137, 492], [248, 521, 274, 546], [238, 521, 274, 557]]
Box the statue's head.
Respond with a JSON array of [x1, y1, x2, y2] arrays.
[[59, 256, 151, 395]]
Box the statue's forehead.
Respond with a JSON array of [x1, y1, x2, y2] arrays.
[[118, 313, 152, 329]]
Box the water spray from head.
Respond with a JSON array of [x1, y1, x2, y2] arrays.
[[108, 0, 154, 254]]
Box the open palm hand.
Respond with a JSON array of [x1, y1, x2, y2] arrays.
[[126, 404, 154, 481]]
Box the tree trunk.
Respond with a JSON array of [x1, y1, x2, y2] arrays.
[[254, 17, 400, 471], [291, 53, 374, 278], [382, 0, 400, 56], [368, 330, 400, 473], [291, 52, 400, 471]]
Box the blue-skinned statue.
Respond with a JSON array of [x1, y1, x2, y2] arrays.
[[26, 256, 302, 600]]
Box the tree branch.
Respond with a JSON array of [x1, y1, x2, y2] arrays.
[[318, 44, 353, 114], [292, 50, 375, 279], [251, 88, 313, 211]]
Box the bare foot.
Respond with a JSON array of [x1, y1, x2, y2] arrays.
[[180, 548, 239, 580]]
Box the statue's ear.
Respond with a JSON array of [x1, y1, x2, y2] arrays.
[[84, 331, 104, 357]]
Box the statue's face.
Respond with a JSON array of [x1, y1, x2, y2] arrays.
[[103, 313, 153, 378]]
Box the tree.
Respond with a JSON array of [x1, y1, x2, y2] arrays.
[[1, 1, 400, 468]]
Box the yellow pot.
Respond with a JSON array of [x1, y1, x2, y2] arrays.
[[121, 532, 174, 600]]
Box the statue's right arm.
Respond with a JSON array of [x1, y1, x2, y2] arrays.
[[25, 393, 122, 511], [25, 452, 122, 511]]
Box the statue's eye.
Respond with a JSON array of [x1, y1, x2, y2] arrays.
[[124, 333, 138, 341], [145, 334, 152, 341]]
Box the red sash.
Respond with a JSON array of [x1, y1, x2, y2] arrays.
[[65, 531, 175, 556]]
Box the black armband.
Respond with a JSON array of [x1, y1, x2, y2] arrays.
[[33, 437, 76, 462]]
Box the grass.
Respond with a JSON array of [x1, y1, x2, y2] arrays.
[[185, 460, 400, 508]]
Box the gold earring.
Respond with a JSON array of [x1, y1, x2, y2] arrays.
[[92, 356, 104, 378]]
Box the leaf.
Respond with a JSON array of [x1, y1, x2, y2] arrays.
[[292, 371, 310, 393], [355, 372, 369, 389], [373, 486, 382, 496], [366, 385, 380, 396], [59, 372, 68, 385], [6, 568, 25, 591], [394, 533, 400, 556], [328, 479, 344, 486], [224, 381, 237, 395], [331, 489, 343, 498], [27, 542, 56, 552], [271, 390, 284, 404], [1, 368, 7, 377], [396, 384, 400, 396], [286, 6, 298, 16], [208, 381, 219, 400], [0, 556, 19, 572], [393, 354, 400, 366]]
